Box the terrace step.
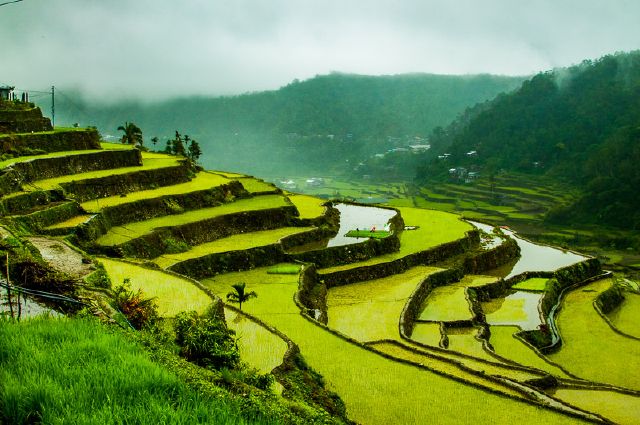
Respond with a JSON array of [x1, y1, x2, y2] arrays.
[[94, 194, 298, 258], [0, 105, 52, 133], [2, 148, 142, 190], [161, 226, 316, 278], [11, 200, 83, 232], [0, 128, 101, 155], [24, 153, 191, 202], [0, 190, 65, 215], [42, 214, 94, 236]]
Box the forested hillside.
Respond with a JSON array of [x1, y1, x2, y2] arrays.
[[414, 51, 640, 230], [50, 73, 524, 176]]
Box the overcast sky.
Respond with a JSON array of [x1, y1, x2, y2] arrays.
[[1, 0, 639, 100]]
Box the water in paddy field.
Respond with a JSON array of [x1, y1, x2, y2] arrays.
[[326, 203, 397, 247], [482, 290, 544, 330], [467, 220, 504, 249], [468, 221, 587, 278]]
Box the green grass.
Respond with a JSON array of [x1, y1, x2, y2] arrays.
[[287, 194, 326, 219], [320, 207, 472, 273], [326, 266, 439, 342], [100, 142, 136, 150], [82, 171, 230, 212], [25, 152, 180, 192], [607, 292, 640, 338], [344, 229, 391, 239], [154, 227, 314, 268], [551, 388, 640, 425], [267, 264, 302, 274], [224, 309, 288, 374], [511, 278, 549, 292], [97, 194, 289, 246], [418, 286, 473, 322], [237, 177, 277, 193], [100, 258, 212, 316], [488, 326, 572, 378], [549, 279, 640, 391], [0, 317, 255, 425], [204, 266, 587, 424]]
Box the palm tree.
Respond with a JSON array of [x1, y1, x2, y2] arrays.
[[226, 283, 257, 311], [117, 122, 143, 146]]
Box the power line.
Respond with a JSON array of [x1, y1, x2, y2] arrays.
[[0, 0, 24, 7]]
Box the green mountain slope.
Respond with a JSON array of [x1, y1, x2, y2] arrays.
[[415, 50, 640, 229], [50, 73, 525, 176]]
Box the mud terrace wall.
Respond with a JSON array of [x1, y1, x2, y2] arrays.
[[0, 107, 53, 133], [103, 205, 299, 259], [9, 149, 142, 183], [60, 163, 192, 202], [0, 129, 101, 154], [169, 243, 287, 278], [0, 190, 65, 215], [290, 234, 401, 269]]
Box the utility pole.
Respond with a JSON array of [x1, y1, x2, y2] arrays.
[[51, 85, 55, 128]]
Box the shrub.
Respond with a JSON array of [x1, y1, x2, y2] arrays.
[[173, 308, 240, 370], [112, 278, 158, 329]]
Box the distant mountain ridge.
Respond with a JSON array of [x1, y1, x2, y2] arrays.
[[415, 50, 640, 229], [50, 72, 525, 176]]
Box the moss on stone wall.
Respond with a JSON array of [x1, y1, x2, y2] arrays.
[[60, 163, 192, 202], [11, 201, 83, 231], [0, 190, 65, 216], [0, 129, 100, 154], [290, 235, 401, 269], [105, 206, 299, 259], [9, 149, 142, 183]]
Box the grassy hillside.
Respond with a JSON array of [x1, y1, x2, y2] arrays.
[[44, 73, 525, 176]]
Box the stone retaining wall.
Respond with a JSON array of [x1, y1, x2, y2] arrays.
[[0, 190, 65, 215], [8, 149, 142, 183], [0, 129, 101, 154], [11, 201, 83, 231], [60, 163, 192, 202], [106, 205, 299, 258]]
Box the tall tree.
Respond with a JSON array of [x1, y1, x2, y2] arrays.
[[117, 122, 143, 146], [187, 139, 202, 163], [226, 283, 257, 311]]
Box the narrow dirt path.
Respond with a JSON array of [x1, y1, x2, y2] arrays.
[[27, 237, 94, 278]]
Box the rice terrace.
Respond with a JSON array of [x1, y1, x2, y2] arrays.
[[1, 97, 639, 425], [3, 2, 640, 424]]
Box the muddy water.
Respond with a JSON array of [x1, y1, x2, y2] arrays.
[[468, 221, 586, 278], [482, 290, 544, 330], [327, 203, 397, 247]]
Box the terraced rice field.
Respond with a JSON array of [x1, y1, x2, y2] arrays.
[[153, 227, 314, 269], [0, 148, 108, 169], [482, 291, 544, 330], [43, 214, 93, 230], [549, 278, 640, 391], [204, 266, 582, 425], [512, 278, 549, 292], [25, 153, 181, 191], [287, 194, 326, 219], [550, 388, 640, 425], [99, 258, 212, 316], [326, 266, 439, 342], [418, 286, 473, 322], [236, 177, 278, 193], [488, 326, 571, 377], [607, 292, 640, 338], [224, 309, 288, 374], [320, 207, 473, 273], [97, 194, 289, 246], [410, 322, 442, 346], [444, 327, 495, 361], [81, 171, 231, 212]]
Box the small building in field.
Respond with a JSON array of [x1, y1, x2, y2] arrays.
[[0, 85, 15, 100]]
